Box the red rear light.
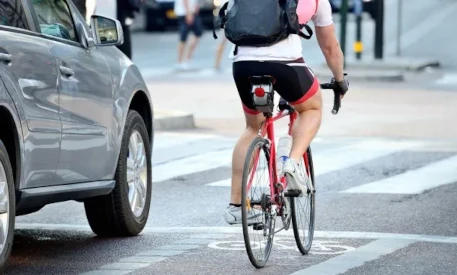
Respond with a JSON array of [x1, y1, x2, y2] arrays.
[[254, 87, 265, 97]]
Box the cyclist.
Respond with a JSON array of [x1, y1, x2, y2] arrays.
[[225, 0, 349, 224]]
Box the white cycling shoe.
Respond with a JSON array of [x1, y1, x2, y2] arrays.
[[282, 157, 311, 195], [225, 205, 263, 225]]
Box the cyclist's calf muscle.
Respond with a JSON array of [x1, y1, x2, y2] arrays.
[[288, 88, 322, 161]]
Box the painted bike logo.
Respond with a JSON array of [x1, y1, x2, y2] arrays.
[[208, 238, 355, 255]]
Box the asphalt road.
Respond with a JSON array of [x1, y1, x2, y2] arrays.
[[5, 130, 457, 274]]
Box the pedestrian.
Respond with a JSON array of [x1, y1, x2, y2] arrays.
[[174, 0, 203, 70], [73, 0, 87, 19], [214, 37, 227, 71], [116, 0, 140, 59], [213, 0, 229, 71]]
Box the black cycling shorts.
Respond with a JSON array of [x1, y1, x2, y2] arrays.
[[232, 58, 319, 114]]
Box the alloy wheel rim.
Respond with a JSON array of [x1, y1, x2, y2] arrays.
[[0, 161, 9, 254], [127, 130, 148, 218]]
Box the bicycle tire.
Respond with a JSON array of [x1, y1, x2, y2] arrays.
[[241, 136, 275, 268], [291, 146, 316, 255]]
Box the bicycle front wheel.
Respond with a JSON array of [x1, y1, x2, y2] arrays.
[[291, 146, 316, 255], [241, 136, 275, 268]]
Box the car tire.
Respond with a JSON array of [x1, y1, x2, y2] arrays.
[[0, 140, 15, 271], [84, 110, 152, 237]]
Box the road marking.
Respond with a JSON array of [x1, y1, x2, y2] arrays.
[[153, 149, 232, 182], [80, 238, 207, 275], [154, 132, 225, 150], [435, 73, 457, 87], [208, 238, 356, 255], [153, 131, 323, 182], [206, 139, 421, 187], [15, 223, 457, 244], [290, 238, 416, 275], [312, 139, 422, 176], [342, 154, 457, 194], [207, 179, 231, 187], [207, 167, 269, 187]]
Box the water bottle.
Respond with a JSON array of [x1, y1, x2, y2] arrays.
[[276, 135, 292, 176]]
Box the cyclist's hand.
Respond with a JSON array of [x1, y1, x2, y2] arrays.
[[333, 77, 349, 99]]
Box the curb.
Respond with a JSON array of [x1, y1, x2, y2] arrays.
[[324, 58, 441, 72], [313, 68, 404, 82], [154, 110, 196, 131]]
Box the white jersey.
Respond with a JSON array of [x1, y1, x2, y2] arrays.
[[174, 0, 199, 17], [228, 0, 334, 62]]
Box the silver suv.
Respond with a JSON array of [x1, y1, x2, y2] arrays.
[[0, 0, 154, 269]]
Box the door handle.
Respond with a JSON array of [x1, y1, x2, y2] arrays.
[[0, 53, 12, 64], [59, 65, 74, 77]]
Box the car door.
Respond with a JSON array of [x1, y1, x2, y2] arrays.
[[28, 0, 114, 184], [0, 0, 61, 188]]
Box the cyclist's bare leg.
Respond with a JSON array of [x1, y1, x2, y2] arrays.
[[289, 89, 323, 161], [230, 112, 264, 205]]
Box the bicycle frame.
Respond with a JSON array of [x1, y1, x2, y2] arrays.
[[246, 108, 312, 213]]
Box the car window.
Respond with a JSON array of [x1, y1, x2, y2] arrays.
[[0, 0, 30, 29], [31, 0, 78, 42]]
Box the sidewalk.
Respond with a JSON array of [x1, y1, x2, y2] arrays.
[[151, 81, 457, 139]]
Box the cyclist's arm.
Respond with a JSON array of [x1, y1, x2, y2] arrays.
[[312, 0, 345, 82]]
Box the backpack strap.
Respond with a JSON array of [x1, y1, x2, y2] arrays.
[[299, 23, 313, 39], [213, 2, 229, 39]]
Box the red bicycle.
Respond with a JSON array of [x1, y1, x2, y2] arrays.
[[240, 75, 343, 268]]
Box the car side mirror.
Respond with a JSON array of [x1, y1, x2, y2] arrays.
[[90, 15, 124, 46]]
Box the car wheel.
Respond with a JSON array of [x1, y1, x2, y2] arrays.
[[0, 140, 15, 271], [84, 110, 152, 236]]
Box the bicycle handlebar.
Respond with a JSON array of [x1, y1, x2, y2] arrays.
[[320, 82, 343, 115]]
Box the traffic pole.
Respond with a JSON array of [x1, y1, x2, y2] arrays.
[[353, 0, 363, 60], [396, 0, 403, 56], [340, 0, 349, 68], [374, 0, 384, 59]]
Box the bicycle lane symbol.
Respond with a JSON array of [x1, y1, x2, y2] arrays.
[[207, 238, 356, 255]]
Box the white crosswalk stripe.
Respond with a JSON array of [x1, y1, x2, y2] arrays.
[[434, 73, 457, 87], [343, 154, 457, 194], [152, 131, 457, 195]]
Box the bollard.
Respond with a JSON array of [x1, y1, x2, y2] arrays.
[[374, 0, 384, 59], [339, 0, 349, 68], [353, 0, 363, 60]]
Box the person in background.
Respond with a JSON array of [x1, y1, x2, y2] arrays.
[[214, 37, 227, 71], [213, 0, 229, 71], [85, 0, 96, 24], [174, 0, 203, 70], [73, 0, 87, 19], [116, 0, 139, 59]]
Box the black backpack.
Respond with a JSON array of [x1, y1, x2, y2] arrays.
[[213, 0, 314, 54]]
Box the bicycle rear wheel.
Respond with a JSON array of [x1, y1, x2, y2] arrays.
[[241, 136, 275, 268], [291, 146, 315, 255]]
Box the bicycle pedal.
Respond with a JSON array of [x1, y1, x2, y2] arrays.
[[252, 222, 265, 231]]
